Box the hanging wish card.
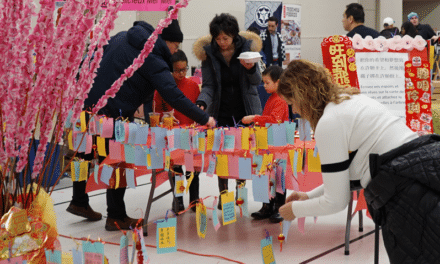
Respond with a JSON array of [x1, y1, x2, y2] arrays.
[[180, 129, 191, 150], [174, 175, 185, 197], [298, 119, 311, 141], [198, 132, 206, 153], [252, 174, 270, 203], [261, 236, 276, 264], [82, 241, 105, 264], [221, 191, 237, 225], [150, 148, 164, 170], [71, 161, 80, 182], [134, 146, 147, 166], [237, 186, 249, 217], [101, 117, 114, 138], [120, 233, 129, 264], [266, 124, 274, 146], [212, 197, 221, 231], [165, 149, 171, 172], [228, 155, 239, 178], [153, 127, 167, 149], [223, 134, 235, 152], [307, 149, 321, 172], [276, 160, 287, 194], [255, 127, 268, 150], [253, 154, 263, 175], [100, 164, 113, 185], [173, 128, 181, 150], [239, 157, 252, 180], [79, 160, 89, 182], [115, 120, 124, 142], [72, 248, 82, 264], [123, 122, 130, 143], [272, 123, 287, 147], [206, 154, 216, 177], [196, 203, 207, 239], [124, 144, 135, 164], [241, 127, 250, 150], [206, 129, 214, 151], [96, 136, 107, 157], [126, 168, 136, 189], [184, 151, 194, 172], [156, 217, 177, 254], [80, 111, 87, 132], [135, 124, 149, 145], [216, 154, 229, 177], [135, 227, 151, 263], [285, 121, 296, 145], [212, 128, 222, 151], [127, 123, 138, 144]]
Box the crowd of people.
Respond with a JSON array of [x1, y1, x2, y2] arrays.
[[64, 3, 440, 263]]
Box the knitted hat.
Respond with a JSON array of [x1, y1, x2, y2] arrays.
[[407, 12, 418, 21], [383, 17, 394, 26], [161, 19, 183, 43]]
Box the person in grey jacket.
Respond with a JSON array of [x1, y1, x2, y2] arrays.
[[193, 13, 262, 206]]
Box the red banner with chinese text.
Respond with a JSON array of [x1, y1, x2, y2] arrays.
[[404, 59, 433, 135], [321, 35, 359, 88]]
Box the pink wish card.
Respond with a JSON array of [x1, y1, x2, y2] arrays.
[[101, 117, 114, 138], [228, 155, 239, 178], [109, 140, 122, 160], [184, 151, 194, 172], [85, 133, 93, 154], [230, 127, 242, 150], [124, 122, 130, 143]]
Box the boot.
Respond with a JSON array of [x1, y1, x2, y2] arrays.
[[172, 196, 185, 214], [251, 201, 274, 220], [269, 192, 286, 223], [218, 177, 228, 210], [188, 172, 200, 212], [66, 203, 102, 221], [105, 216, 142, 231]]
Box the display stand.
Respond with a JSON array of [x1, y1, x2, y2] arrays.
[[143, 169, 177, 236]]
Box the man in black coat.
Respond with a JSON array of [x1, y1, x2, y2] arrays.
[[343, 3, 380, 38], [408, 12, 439, 43], [261, 16, 285, 67], [67, 20, 215, 231]]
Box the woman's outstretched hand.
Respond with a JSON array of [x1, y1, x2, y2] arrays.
[[279, 191, 309, 221]]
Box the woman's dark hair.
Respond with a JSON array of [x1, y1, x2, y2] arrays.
[[170, 49, 188, 64], [209, 13, 240, 39], [401, 21, 419, 38], [345, 3, 364, 23], [262, 65, 283, 82]]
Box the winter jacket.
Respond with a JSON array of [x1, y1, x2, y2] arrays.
[[193, 31, 263, 120], [84, 21, 209, 125], [364, 134, 440, 264], [260, 29, 285, 67]]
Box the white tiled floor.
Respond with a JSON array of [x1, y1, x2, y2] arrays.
[[52, 174, 390, 263]]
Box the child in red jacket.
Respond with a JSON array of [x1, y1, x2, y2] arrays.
[[242, 65, 289, 223], [154, 50, 200, 213], [241, 65, 288, 126]]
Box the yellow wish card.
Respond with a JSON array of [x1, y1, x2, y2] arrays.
[[79, 160, 89, 181], [241, 127, 250, 150], [221, 191, 236, 225], [68, 130, 73, 150], [206, 129, 214, 151], [196, 203, 207, 239], [297, 149, 303, 172], [115, 168, 120, 189], [260, 154, 273, 175], [80, 111, 87, 132], [307, 149, 321, 172], [97, 136, 107, 157], [255, 127, 268, 150], [185, 172, 194, 194], [215, 154, 229, 177]]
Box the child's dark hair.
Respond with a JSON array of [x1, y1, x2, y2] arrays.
[[262, 65, 283, 82], [171, 49, 188, 64]]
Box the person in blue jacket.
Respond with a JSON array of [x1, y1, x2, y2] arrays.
[[67, 20, 215, 231]]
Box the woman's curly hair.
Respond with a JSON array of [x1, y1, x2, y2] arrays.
[[278, 59, 359, 130]]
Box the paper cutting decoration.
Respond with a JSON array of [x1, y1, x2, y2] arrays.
[[196, 203, 207, 238], [261, 236, 276, 264], [156, 217, 177, 254], [221, 191, 237, 225]]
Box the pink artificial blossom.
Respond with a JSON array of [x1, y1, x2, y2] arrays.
[[373, 36, 389, 52], [351, 34, 364, 50], [402, 35, 414, 50], [412, 35, 427, 51], [362, 36, 375, 51], [387, 35, 403, 51]]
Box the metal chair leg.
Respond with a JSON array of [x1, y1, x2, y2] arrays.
[[143, 169, 157, 236], [357, 190, 363, 232], [344, 193, 354, 255]]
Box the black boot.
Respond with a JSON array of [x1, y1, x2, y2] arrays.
[[218, 177, 228, 210], [251, 201, 274, 220], [172, 196, 185, 214], [269, 192, 286, 223], [188, 172, 200, 212]]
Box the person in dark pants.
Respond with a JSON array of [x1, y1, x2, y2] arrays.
[[66, 19, 215, 231], [261, 16, 285, 67], [193, 13, 262, 208]]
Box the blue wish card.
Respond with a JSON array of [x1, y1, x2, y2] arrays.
[[64, 109, 73, 129], [93, 160, 99, 184], [192, 131, 198, 150], [237, 187, 249, 217], [127, 123, 138, 144], [72, 248, 82, 264], [223, 135, 235, 151], [266, 123, 274, 146], [285, 121, 296, 145], [282, 220, 292, 241], [238, 157, 252, 180], [114, 120, 123, 142], [277, 159, 287, 193], [261, 236, 276, 264], [151, 127, 167, 149], [212, 128, 222, 151], [150, 148, 164, 170], [73, 161, 80, 181], [120, 233, 129, 264], [180, 129, 190, 150], [298, 118, 311, 141], [206, 155, 216, 177], [253, 155, 263, 174], [124, 144, 135, 164], [156, 217, 177, 254], [272, 123, 287, 147], [252, 174, 270, 203], [126, 168, 136, 189], [212, 197, 221, 231], [134, 125, 149, 145], [174, 128, 181, 150], [82, 241, 104, 264], [293, 150, 298, 178], [74, 132, 85, 152], [135, 145, 147, 166], [314, 145, 319, 157], [100, 164, 113, 185], [45, 248, 62, 263]]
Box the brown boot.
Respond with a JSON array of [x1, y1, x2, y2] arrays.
[[66, 204, 102, 221], [105, 217, 142, 231]]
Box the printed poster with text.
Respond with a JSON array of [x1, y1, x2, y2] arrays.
[[281, 4, 301, 63]]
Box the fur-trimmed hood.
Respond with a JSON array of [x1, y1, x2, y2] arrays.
[[193, 31, 262, 61]]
